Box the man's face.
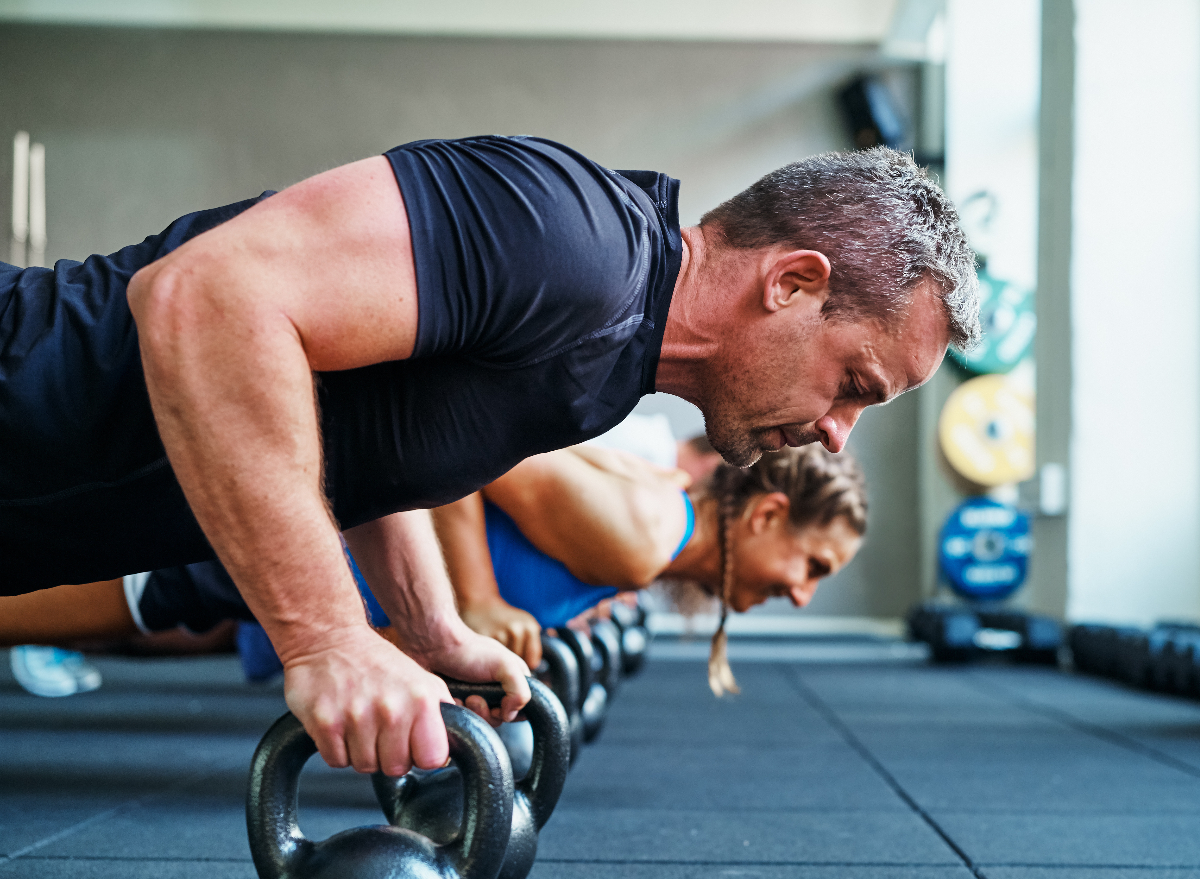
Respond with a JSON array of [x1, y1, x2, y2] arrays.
[[703, 279, 949, 466]]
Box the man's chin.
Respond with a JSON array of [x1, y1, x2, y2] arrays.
[[703, 419, 771, 468], [712, 438, 764, 469]]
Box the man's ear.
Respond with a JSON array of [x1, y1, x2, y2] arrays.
[[748, 491, 792, 534], [764, 250, 832, 313]]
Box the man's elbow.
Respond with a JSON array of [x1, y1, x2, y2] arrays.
[[128, 259, 190, 358], [128, 252, 231, 374]]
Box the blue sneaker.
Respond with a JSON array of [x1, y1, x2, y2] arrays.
[[10, 646, 102, 697]]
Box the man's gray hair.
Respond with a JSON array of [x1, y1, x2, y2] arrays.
[[700, 147, 981, 350]]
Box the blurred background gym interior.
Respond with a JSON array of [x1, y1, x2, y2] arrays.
[[4, 1, 1200, 877]]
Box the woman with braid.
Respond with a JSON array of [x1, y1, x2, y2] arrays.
[[446, 442, 867, 694], [1, 444, 866, 696]]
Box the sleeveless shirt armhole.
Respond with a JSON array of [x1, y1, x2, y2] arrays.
[[671, 492, 695, 561]]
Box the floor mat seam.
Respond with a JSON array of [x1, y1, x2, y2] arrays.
[[781, 664, 987, 879]]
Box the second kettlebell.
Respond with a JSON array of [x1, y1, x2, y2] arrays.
[[374, 679, 570, 879]]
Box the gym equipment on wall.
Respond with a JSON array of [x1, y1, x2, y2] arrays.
[[837, 75, 908, 150], [938, 374, 1035, 488], [948, 264, 1036, 375], [246, 704, 512, 879], [939, 497, 1032, 602], [374, 679, 569, 879], [9, 131, 45, 268]]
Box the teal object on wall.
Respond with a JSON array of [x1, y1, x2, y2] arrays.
[[950, 267, 1036, 375]]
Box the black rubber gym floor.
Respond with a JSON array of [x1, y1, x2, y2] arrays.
[[3, 640, 1200, 879]]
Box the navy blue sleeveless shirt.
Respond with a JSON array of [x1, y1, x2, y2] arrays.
[[0, 136, 682, 592]]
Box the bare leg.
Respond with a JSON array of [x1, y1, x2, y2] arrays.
[[0, 580, 137, 648]]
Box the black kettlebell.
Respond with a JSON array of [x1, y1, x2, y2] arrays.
[[557, 627, 607, 743], [536, 634, 582, 765], [609, 601, 649, 676], [589, 619, 623, 697], [246, 703, 512, 879], [373, 679, 569, 879]]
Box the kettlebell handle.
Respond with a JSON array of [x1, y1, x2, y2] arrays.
[[247, 704, 514, 879], [246, 713, 316, 879], [555, 628, 596, 710], [442, 677, 570, 831], [537, 634, 580, 716]]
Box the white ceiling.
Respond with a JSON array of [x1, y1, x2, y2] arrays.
[[0, 0, 902, 43]]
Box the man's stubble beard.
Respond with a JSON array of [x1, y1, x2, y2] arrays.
[[702, 398, 770, 468], [705, 422, 764, 468], [703, 400, 825, 469]]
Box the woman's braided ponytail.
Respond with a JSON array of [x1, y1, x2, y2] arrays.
[[703, 444, 867, 697]]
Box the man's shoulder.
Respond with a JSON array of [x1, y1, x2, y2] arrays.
[[392, 136, 675, 364]]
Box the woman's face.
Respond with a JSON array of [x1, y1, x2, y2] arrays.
[[726, 497, 862, 613]]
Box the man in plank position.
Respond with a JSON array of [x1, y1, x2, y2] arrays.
[[0, 136, 978, 777]]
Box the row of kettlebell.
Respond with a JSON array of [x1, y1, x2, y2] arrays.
[[533, 603, 648, 767], [245, 604, 650, 879]]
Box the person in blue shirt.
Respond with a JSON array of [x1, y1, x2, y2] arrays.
[[437, 443, 865, 695], [0, 443, 865, 697]]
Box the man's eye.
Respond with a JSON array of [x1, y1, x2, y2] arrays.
[[809, 559, 831, 578]]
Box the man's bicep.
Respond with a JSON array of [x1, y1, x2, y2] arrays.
[[163, 155, 419, 371]]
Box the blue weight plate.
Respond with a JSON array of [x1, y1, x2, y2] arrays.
[[939, 497, 1032, 600], [948, 268, 1036, 375]]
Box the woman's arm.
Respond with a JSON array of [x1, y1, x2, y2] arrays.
[[430, 494, 543, 667], [482, 447, 689, 588]]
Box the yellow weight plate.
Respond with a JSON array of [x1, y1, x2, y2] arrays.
[[938, 373, 1034, 487]]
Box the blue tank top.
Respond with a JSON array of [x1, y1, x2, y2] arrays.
[[484, 491, 694, 628]]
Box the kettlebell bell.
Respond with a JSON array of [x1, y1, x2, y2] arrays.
[[246, 703, 513, 879], [536, 634, 582, 764], [609, 601, 649, 676], [589, 619, 623, 698], [557, 627, 607, 743], [374, 679, 569, 879]]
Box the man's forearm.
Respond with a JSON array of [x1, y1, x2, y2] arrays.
[[344, 511, 473, 658]]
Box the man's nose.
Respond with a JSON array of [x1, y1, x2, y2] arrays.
[[815, 406, 862, 453], [788, 580, 819, 607]]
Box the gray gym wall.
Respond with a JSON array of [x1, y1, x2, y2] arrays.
[[0, 23, 923, 620]]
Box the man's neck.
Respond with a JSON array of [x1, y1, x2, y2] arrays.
[[654, 225, 720, 407]]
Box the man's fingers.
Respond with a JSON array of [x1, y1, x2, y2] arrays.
[[376, 706, 414, 777], [409, 699, 451, 770], [307, 717, 351, 769], [282, 627, 455, 776], [496, 663, 532, 722], [343, 705, 382, 773], [463, 693, 502, 728]]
